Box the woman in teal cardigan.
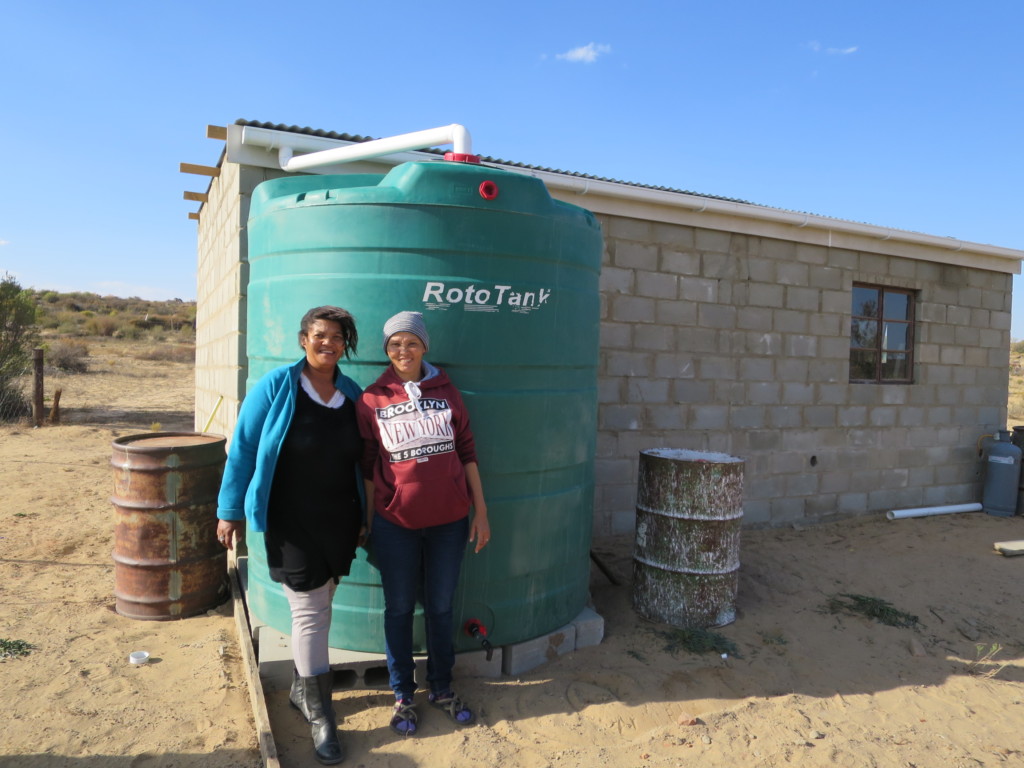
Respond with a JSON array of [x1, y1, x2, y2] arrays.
[[217, 305, 363, 766]]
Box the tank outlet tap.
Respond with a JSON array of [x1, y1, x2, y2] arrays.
[[464, 618, 494, 661]]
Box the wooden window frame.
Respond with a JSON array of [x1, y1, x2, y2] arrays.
[[849, 283, 916, 384]]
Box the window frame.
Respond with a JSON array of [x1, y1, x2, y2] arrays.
[[849, 283, 916, 384]]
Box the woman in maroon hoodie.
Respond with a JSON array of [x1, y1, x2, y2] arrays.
[[356, 311, 490, 737]]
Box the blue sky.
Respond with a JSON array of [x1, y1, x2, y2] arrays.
[[3, 1, 1022, 334]]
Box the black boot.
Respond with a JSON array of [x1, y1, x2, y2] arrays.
[[289, 667, 312, 721], [294, 671, 344, 765]]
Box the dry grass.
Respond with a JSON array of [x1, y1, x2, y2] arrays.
[[1009, 347, 1024, 423]]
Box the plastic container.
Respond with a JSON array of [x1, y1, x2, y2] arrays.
[[243, 160, 603, 652]]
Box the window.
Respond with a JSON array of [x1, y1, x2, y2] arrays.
[[850, 284, 915, 383]]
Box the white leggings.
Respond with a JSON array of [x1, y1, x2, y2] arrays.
[[283, 581, 336, 677]]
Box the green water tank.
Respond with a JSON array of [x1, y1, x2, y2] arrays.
[[242, 159, 602, 653]]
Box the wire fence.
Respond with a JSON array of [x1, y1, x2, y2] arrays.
[[0, 358, 33, 423], [0, 351, 80, 425]]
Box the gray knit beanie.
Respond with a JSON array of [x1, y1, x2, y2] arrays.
[[382, 311, 430, 353]]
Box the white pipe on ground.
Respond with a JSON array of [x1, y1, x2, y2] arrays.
[[886, 502, 982, 520], [278, 124, 472, 172]]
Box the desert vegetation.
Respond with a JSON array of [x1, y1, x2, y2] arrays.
[[2, 276, 1024, 425], [31, 288, 196, 341], [1008, 341, 1024, 423], [0, 278, 196, 421]]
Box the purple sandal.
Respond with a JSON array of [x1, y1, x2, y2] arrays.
[[429, 690, 476, 726], [390, 698, 418, 736]]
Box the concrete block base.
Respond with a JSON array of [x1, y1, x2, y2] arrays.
[[502, 623, 577, 676], [573, 605, 606, 648], [256, 626, 504, 691], [243, 556, 605, 687]]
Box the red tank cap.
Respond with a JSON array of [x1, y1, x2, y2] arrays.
[[478, 180, 499, 200], [444, 152, 481, 164]]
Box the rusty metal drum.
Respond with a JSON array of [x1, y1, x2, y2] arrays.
[[633, 448, 743, 628], [111, 432, 228, 620]]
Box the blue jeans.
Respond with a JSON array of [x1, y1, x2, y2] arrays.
[[371, 514, 469, 699]]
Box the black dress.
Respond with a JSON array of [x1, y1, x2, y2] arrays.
[[265, 385, 362, 591]]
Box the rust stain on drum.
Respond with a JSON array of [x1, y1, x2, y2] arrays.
[[111, 432, 228, 620], [633, 449, 743, 629]]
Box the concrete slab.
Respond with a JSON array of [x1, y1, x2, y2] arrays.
[[573, 605, 606, 648], [257, 625, 505, 690], [502, 622, 577, 677], [244, 555, 603, 684], [453, 647, 504, 679], [257, 626, 407, 692]]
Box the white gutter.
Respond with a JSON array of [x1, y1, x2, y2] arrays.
[[234, 125, 1022, 266], [275, 124, 473, 173], [534, 173, 1022, 262], [886, 502, 982, 520]]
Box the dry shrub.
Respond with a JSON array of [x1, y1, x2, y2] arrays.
[[46, 340, 90, 372], [134, 344, 194, 364], [1008, 394, 1024, 424], [84, 315, 118, 337], [113, 321, 143, 340]]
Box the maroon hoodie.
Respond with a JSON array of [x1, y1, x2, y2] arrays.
[[357, 363, 478, 530]]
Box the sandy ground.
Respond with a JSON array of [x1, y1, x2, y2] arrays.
[[2, 339, 1024, 768]]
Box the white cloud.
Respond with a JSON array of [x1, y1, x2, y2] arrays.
[[807, 40, 858, 55], [0, 240, 9, 246], [556, 42, 611, 64]]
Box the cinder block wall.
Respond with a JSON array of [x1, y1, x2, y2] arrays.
[[592, 213, 1012, 534], [194, 165, 288, 440], [194, 159, 1012, 533]]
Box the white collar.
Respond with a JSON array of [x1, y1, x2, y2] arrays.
[[300, 372, 346, 409]]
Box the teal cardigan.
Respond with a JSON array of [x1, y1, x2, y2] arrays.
[[216, 357, 364, 533]]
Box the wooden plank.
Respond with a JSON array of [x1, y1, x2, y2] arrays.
[[180, 162, 220, 177], [228, 551, 281, 768], [188, 212, 200, 221], [184, 191, 209, 203], [207, 125, 228, 140]]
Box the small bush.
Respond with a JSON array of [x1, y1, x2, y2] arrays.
[[114, 322, 143, 340], [46, 340, 90, 373], [84, 315, 118, 337], [135, 345, 194, 364], [0, 274, 37, 422], [0, 380, 30, 422]]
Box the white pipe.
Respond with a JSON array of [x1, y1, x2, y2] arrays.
[[886, 502, 982, 520], [278, 124, 472, 172], [233, 125, 1022, 264]]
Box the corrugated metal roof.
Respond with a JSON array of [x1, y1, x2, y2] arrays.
[[234, 119, 756, 207]]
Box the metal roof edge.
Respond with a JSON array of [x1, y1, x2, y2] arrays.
[[227, 120, 1023, 269]]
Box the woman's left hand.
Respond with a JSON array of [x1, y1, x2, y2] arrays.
[[470, 509, 491, 553], [217, 519, 244, 551]]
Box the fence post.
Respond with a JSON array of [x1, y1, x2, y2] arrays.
[[32, 348, 44, 427]]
